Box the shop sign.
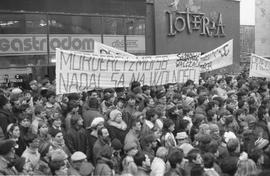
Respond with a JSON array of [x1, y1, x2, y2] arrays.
[[103, 35, 145, 54], [0, 34, 100, 56], [166, 8, 225, 38]]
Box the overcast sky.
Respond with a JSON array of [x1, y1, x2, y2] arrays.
[[240, 0, 255, 25]]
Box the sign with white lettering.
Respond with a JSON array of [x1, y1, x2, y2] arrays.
[[0, 34, 100, 56], [56, 49, 200, 94], [249, 54, 270, 78], [200, 39, 233, 72], [103, 35, 145, 54], [0, 34, 146, 56]]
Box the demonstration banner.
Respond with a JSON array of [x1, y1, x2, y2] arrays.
[[200, 39, 233, 72], [94, 41, 136, 58], [249, 54, 270, 78], [56, 49, 201, 94]]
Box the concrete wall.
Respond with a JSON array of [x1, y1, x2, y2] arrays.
[[149, 0, 240, 71], [255, 0, 270, 57]]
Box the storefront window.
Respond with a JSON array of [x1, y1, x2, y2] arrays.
[[25, 14, 47, 34], [103, 17, 125, 35], [125, 18, 145, 35], [0, 12, 145, 84], [0, 13, 47, 34], [48, 15, 102, 34]]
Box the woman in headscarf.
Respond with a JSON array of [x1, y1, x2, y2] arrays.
[[106, 109, 128, 145]]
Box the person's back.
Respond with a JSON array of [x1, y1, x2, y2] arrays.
[[82, 97, 103, 129]]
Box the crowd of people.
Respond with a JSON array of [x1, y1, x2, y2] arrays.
[[0, 71, 270, 176]]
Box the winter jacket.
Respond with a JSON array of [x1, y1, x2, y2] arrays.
[[86, 130, 97, 162], [83, 108, 103, 129], [0, 109, 15, 138], [94, 158, 114, 176], [93, 139, 110, 165], [66, 127, 87, 154], [106, 122, 128, 145]]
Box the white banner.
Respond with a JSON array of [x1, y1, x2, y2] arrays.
[[94, 41, 135, 58], [200, 39, 233, 72], [56, 49, 201, 94], [249, 54, 270, 78]]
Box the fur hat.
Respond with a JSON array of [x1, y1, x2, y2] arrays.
[[71, 151, 87, 161], [109, 109, 122, 121], [50, 149, 68, 162], [89, 117, 104, 129]]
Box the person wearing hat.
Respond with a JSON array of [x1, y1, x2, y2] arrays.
[[82, 97, 103, 129], [69, 151, 94, 176], [86, 117, 104, 163], [66, 114, 87, 154], [0, 139, 18, 175], [107, 109, 128, 145]]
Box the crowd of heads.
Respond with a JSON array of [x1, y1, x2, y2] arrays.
[[0, 72, 270, 175]]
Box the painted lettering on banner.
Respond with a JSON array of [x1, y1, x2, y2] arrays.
[[249, 54, 270, 78], [56, 49, 201, 94], [200, 39, 233, 72]]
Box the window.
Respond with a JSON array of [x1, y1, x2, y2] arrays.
[[48, 15, 102, 34], [103, 17, 125, 35]]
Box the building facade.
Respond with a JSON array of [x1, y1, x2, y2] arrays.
[[0, 0, 146, 84]]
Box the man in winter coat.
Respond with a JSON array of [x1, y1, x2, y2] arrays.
[[66, 114, 87, 154]]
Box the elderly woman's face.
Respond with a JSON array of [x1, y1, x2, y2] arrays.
[[115, 113, 122, 123]]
